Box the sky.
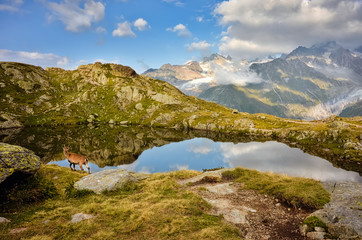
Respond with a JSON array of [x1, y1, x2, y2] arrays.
[[0, 0, 362, 73]]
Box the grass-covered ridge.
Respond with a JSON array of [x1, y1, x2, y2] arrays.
[[222, 167, 330, 209], [0, 165, 241, 240], [0, 165, 333, 239]]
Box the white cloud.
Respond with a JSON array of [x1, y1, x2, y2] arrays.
[[95, 26, 107, 33], [196, 16, 203, 22], [47, 0, 105, 32], [170, 164, 189, 171], [134, 18, 150, 31], [0, 0, 24, 12], [187, 40, 213, 52], [112, 21, 136, 37], [166, 23, 191, 37], [187, 139, 214, 155], [213, 64, 264, 86], [214, 0, 362, 59], [162, 0, 184, 7], [0, 49, 69, 68]]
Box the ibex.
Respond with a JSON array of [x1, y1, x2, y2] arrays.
[[63, 145, 90, 173]]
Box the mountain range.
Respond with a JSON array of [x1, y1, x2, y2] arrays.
[[143, 41, 362, 120]]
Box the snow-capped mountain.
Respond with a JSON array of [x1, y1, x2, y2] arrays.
[[143, 42, 362, 119]]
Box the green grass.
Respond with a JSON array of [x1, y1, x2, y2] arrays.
[[0, 165, 240, 240], [303, 216, 327, 232], [222, 167, 330, 209]]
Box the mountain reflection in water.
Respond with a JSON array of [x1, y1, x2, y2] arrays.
[[1, 125, 361, 182]]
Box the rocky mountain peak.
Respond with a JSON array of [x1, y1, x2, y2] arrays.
[[185, 61, 203, 73], [77, 62, 138, 78], [202, 53, 231, 63], [311, 40, 342, 52]]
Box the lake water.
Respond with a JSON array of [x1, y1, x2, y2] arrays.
[[1, 125, 361, 182]]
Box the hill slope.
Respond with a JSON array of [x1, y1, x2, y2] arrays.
[[1, 61, 361, 172]]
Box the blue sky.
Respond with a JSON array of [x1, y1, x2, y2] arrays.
[[1, 0, 362, 73]]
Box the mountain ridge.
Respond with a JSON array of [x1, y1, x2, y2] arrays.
[[143, 41, 362, 120]]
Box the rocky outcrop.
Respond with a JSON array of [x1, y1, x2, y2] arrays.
[[0, 143, 41, 184], [74, 169, 147, 194], [309, 182, 362, 239], [70, 213, 96, 223]]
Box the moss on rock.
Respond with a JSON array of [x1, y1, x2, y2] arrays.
[[0, 143, 41, 184]]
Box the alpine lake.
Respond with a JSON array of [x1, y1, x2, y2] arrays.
[[1, 124, 361, 183]]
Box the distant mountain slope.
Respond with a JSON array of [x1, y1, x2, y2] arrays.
[[144, 42, 362, 119], [339, 100, 362, 117]]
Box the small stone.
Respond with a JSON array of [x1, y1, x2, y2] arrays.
[[70, 213, 95, 223], [307, 231, 325, 239], [119, 121, 128, 125], [276, 203, 281, 207], [135, 103, 143, 111], [10, 228, 27, 234], [0, 217, 10, 223], [43, 220, 50, 224], [87, 118, 93, 123], [315, 227, 325, 232], [109, 119, 115, 124], [232, 109, 239, 114], [299, 224, 308, 236], [288, 208, 291, 211]]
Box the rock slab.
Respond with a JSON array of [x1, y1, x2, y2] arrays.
[[70, 213, 95, 223], [312, 181, 362, 239], [75, 169, 139, 194], [0, 143, 41, 184]]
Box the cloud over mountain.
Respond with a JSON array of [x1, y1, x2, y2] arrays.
[[215, 0, 362, 59], [0, 49, 69, 67]]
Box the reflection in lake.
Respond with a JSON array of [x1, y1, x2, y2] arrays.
[[1, 125, 361, 182]]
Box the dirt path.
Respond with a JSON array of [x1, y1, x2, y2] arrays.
[[178, 171, 311, 239]]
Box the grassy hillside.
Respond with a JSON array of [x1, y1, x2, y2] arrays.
[[0, 62, 361, 171], [0, 165, 330, 240]]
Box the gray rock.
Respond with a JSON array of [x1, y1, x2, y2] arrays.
[[307, 231, 325, 239], [0, 143, 41, 184], [119, 121, 129, 125], [0, 114, 23, 129], [75, 169, 139, 194], [311, 182, 362, 239], [0, 217, 11, 223], [315, 227, 325, 232], [299, 224, 308, 236], [10, 228, 27, 234], [135, 103, 143, 111], [70, 213, 95, 223]]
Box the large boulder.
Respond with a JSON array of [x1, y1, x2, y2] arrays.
[[311, 182, 362, 239], [74, 169, 145, 194], [0, 143, 42, 184]]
